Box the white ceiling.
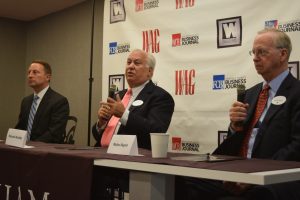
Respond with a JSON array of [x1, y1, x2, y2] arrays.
[[0, 0, 87, 21]]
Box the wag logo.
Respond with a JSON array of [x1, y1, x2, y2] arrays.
[[172, 33, 199, 47], [216, 16, 242, 48], [135, 0, 159, 12], [176, 0, 195, 9], [212, 74, 246, 90], [265, 20, 278, 29], [175, 69, 195, 95], [109, 42, 130, 55], [142, 29, 160, 53], [110, 0, 126, 23]]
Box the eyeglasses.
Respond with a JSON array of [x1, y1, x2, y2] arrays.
[[249, 47, 284, 57], [249, 48, 270, 57]]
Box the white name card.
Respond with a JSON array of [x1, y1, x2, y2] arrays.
[[5, 128, 27, 148], [107, 135, 139, 156]]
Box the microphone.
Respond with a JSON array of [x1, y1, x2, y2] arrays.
[[108, 84, 116, 98], [237, 84, 246, 103], [235, 84, 246, 130]]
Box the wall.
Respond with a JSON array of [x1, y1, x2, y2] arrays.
[[0, 18, 26, 139]]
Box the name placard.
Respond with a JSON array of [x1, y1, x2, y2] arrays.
[[107, 135, 139, 156], [5, 128, 27, 148]]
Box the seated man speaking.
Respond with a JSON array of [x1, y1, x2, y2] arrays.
[[91, 49, 175, 200], [92, 49, 175, 149]]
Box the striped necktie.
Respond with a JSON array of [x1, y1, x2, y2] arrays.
[[240, 84, 270, 157], [27, 95, 39, 140], [101, 88, 132, 147]]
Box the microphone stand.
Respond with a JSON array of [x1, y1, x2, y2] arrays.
[[87, 0, 96, 146]]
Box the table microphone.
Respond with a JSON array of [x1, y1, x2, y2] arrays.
[[108, 84, 116, 98]]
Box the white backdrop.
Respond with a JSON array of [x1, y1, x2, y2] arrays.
[[102, 0, 300, 153]]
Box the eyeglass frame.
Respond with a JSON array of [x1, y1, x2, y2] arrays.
[[249, 47, 285, 57]]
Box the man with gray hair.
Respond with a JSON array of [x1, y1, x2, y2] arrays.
[[92, 49, 174, 149], [177, 28, 300, 200], [91, 49, 174, 200]]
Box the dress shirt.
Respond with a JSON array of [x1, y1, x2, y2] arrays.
[[247, 69, 289, 158]]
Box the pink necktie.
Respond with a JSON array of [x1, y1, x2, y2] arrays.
[[101, 88, 132, 147], [240, 84, 270, 157]]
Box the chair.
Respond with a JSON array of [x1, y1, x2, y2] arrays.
[[64, 116, 77, 144]]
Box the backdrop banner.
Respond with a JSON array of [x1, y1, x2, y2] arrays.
[[102, 0, 300, 153]]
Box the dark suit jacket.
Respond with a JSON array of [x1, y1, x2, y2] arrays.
[[92, 80, 175, 149], [214, 73, 300, 161], [15, 87, 70, 143]]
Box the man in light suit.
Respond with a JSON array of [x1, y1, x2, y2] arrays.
[[92, 49, 175, 149], [177, 29, 300, 200], [15, 60, 69, 143], [91, 49, 174, 200]]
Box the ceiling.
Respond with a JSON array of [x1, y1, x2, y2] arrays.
[[0, 0, 87, 21]]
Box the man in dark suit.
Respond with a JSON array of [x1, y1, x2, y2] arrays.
[[92, 49, 175, 149], [91, 49, 174, 200], [177, 28, 300, 200], [15, 60, 69, 143]]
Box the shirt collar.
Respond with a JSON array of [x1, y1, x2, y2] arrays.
[[263, 69, 289, 93], [131, 80, 149, 98], [34, 85, 49, 100]]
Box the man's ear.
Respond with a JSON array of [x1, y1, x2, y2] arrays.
[[47, 74, 51, 82]]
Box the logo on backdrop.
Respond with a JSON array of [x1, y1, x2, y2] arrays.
[[110, 0, 126, 23], [109, 42, 130, 55], [218, 131, 228, 146], [288, 61, 299, 80], [171, 137, 199, 152], [265, 19, 300, 32], [172, 33, 199, 47], [175, 69, 195, 95], [135, 0, 159, 12], [212, 74, 246, 90], [265, 20, 279, 29], [175, 0, 195, 9], [109, 74, 125, 92], [216, 16, 242, 48], [142, 29, 160, 53]]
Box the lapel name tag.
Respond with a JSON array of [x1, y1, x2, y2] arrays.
[[107, 135, 139, 156]]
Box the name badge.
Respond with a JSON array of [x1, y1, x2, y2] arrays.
[[132, 100, 143, 106], [107, 135, 140, 156], [272, 96, 286, 105]]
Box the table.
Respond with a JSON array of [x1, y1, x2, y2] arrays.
[[1, 141, 300, 200], [94, 155, 300, 200]]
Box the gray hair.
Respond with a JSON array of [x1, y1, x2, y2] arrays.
[[258, 28, 292, 59], [146, 52, 156, 70], [131, 49, 156, 70]]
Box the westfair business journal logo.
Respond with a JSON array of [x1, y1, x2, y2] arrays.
[[213, 74, 246, 90], [135, 0, 159, 12], [172, 33, 199, 47], [109, 42, 130, 55]]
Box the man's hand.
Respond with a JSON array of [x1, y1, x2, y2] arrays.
[[97, 101, 112, 127], [107, 94, 126, 118], [223, 181, 253, 196], [229, 101, 249, 132]]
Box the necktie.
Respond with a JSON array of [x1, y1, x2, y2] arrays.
[[240, 84, 270, 157], [27, 95, 39, 140], [101, 88, 132, 147]]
